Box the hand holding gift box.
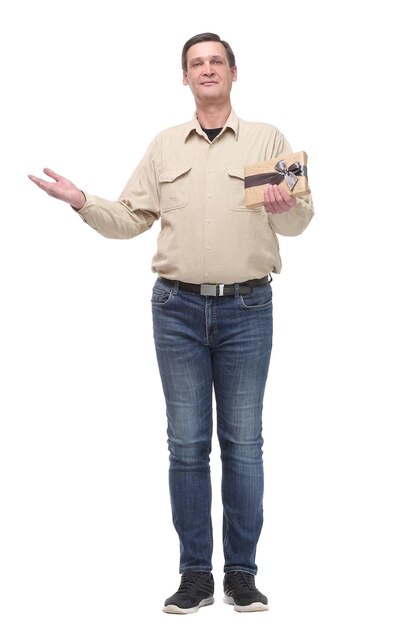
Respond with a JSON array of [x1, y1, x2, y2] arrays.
[[244, 151, 309, 209]]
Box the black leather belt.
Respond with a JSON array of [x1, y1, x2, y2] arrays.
[[160, 275, 270, 296]]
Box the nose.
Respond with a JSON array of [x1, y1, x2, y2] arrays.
[[203, 62, 214, 76]]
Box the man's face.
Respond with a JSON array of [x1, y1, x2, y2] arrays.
[[183, 41, 237, 104]]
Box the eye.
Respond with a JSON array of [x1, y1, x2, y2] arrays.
[[192, 62, 202, 68]]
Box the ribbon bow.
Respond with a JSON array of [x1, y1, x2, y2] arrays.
[[244, 158, 308, 192], [269, 160, 303, 191]]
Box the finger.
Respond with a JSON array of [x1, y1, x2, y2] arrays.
[[28, 174, 58, 196], [43, 167, 62, 182], [263, 184, 272, 204], [270, 185, 296, 211], [28, 174, 48, 188], [263, 185, 275, 211], [264, 184, 284, 213], [276, 186, 296, 208], [263, 185, 274, 211]]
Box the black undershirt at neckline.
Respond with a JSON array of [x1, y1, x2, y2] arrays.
[[202, 127, 223, 142]]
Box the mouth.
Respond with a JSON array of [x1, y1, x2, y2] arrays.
[[201, 81, 218, 86]]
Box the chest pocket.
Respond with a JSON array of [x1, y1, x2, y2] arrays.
[[158, 165, 191, 212], [227, 167, 262, 212]]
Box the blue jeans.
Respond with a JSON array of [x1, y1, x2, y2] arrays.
[[151, 278, 273, 575]]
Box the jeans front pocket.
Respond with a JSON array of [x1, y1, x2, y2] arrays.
[[151, 279, 175, 307], [239, 283, 273, 310]]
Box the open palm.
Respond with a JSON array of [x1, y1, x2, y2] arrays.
[[28, 168, 85, 209]]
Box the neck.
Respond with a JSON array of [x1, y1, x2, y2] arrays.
[[195, 102, 232, 129]]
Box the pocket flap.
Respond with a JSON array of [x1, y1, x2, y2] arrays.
[[159, 165, 192, 183], [227, 167, 245, 180]]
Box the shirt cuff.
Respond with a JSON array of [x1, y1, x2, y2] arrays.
[[72, 192, 96, 216], [71, 191, 88, 213]]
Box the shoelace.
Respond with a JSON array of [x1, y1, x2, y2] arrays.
[[227, 571, 257, 592], [177, 573, 207, 593]]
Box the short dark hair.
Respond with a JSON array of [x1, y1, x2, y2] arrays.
[[181, 32, 236, 72]]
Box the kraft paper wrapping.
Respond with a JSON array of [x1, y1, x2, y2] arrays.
[[244, 151, 309, 209]]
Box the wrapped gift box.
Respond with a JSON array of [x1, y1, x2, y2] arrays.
[[244, 151, 309, 209]]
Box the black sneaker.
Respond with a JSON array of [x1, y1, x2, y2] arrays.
[[224, 571, 269, 612], [163, 571, 215, 614]]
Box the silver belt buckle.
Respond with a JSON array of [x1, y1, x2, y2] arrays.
[[200, 284, 217, 296]]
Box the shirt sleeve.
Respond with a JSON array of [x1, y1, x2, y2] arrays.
[[75, 139, 161, 239], [266, 131, 314, 236]]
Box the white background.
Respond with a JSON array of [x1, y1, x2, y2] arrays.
[[1, 1, 416, 624]]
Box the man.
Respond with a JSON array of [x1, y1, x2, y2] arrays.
[[29, 32, 314, 614]]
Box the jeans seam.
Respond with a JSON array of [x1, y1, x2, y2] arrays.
[[180, 566, 213, 574], [239, 297, 273, 310], [224, 566, 258, 575]]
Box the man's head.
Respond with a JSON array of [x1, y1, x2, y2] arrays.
[[182, 33, 237, 106], [181, 33, 236, 72]]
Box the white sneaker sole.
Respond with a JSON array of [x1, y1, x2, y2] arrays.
[[224, 595, 269, 612], [163, 597, 214, 614]]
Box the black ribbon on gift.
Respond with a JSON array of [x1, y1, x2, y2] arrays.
[[244, 160, 308, 191]]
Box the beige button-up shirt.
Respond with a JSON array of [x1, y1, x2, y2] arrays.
[[77, 109, 314, 284]]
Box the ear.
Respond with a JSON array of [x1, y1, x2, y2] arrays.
[[183, 70, 189, 86], [231, 66, 238, 82]]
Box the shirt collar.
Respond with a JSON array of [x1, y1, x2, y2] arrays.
[[183, 108, 239, 142]]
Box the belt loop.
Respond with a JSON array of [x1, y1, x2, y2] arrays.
[[234, 282, 240, 298], [268, 273, 273, 283], [173, 280, 179, 295]]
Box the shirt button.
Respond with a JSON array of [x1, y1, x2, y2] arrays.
[[206, 218, 211, 223], [205, 272, 209, 278], [209, 169, 214, 173], [208, 193, 213, 198], [206, 244, 211, 250]]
